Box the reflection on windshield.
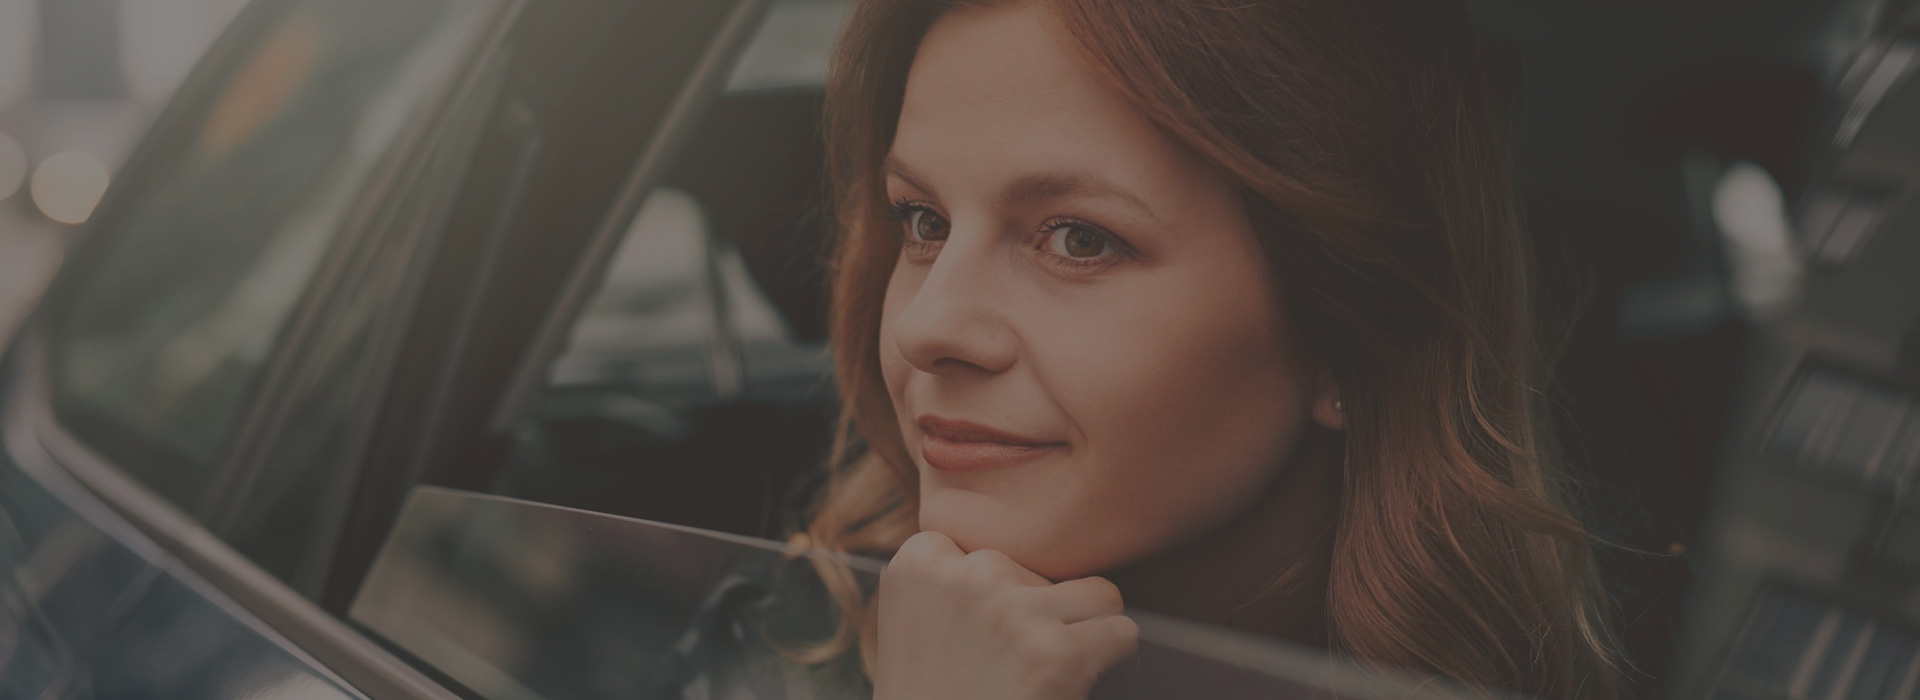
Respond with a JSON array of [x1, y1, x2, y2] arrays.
[[353, 487, 1497, 700]]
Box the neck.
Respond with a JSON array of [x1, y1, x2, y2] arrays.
[[1102, 427, 1344, 648]]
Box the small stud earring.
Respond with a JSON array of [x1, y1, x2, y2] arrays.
[[1334, 400, 1343, 411]]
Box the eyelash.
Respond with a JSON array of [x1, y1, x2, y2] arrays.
[[885, 198, 943, 257], [884, 197, 1130, 273]]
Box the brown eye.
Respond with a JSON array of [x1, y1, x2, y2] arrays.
[[1047, 224, 1110, 259], [1063, 228, 1104, 257], [908, 208, 949, 242]]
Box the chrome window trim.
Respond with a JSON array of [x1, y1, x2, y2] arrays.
[[5, 329, 460, 700]]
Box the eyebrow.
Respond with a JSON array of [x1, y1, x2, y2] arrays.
[[884, 155, 1165, 226], [884, 155, 941, 200]]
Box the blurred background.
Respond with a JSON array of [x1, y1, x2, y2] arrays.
[[0, 0, 250, 342]]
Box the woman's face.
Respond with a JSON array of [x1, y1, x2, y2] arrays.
[[879, 1, 1335, 582]]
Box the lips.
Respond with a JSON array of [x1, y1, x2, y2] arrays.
[[916, 415, 1064, 472]]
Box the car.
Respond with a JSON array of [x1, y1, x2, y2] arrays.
[[4, 0, 1919, 697]]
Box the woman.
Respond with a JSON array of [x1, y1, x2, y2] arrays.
[[798, 0, 1623, 697]]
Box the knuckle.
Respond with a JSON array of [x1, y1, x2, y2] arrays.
[[1083, 576, 1124, 609], [1108, 614, 1141, 647], [958, 552, 1008, 587], [965, 547, 1013, 566], [897, 530, 953, 561], [888, 533, 956, 579], [879, 556, 918, 583]]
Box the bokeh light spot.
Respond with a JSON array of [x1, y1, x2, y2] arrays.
[[31, 151, 112, 225]]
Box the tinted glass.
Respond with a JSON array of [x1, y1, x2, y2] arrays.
[[0, 460, 154, 697], [2, 448, 360, 700], [353, 487, 1480, 700], [490, 0, 843, 538], [48, 0, 492, 513], [220, 92, 499, 594]]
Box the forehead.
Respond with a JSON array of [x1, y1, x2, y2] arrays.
[[903, 3, 1114, 117], [892, 2, 1218, 199]]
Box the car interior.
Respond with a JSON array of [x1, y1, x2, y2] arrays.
[[480, 2, 1920, 696], [443, 2, 1920, 695], [492, 84, 837, 540], [7, 0, 1920, 696]]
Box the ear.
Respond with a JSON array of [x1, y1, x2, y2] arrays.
[[1310, 368, 1345, 431]]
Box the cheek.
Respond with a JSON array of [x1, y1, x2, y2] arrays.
[[1026, 262, 1310, 569], [876, 262, 920, 405]]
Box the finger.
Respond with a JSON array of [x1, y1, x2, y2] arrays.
[[882, 532, 964, 597], [892, 530, 964, 567], [960, 548, 1052, 587], [1022, 576, 1125, 623], [1066, 613, 1141, 672]]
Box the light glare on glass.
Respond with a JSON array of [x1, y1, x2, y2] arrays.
[[30, 151, 112, 225]]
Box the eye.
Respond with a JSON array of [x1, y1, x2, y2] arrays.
[[1043, 220, 1116, 260], [902, 204, 949, 243], [1033, 217, 1132, 273], [1055, 226, 1107, 258]]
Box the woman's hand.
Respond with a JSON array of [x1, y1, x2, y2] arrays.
[[872, 531, 1139, 700]]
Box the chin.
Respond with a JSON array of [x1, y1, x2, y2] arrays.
[[917, 484, 1131, 582]]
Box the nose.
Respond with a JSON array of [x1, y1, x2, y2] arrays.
[[890, 229, 1020, 376]]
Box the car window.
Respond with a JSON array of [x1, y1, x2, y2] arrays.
[[351, 487, 1475, 700], [481, 0, 845, 539], [45, 0, 496, 515], [216, 83, 503, 595]]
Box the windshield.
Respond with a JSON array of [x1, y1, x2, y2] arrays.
[[351, 487, 1490, 700]]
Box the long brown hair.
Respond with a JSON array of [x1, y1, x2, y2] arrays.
[[801, 1, 1622, 697]]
